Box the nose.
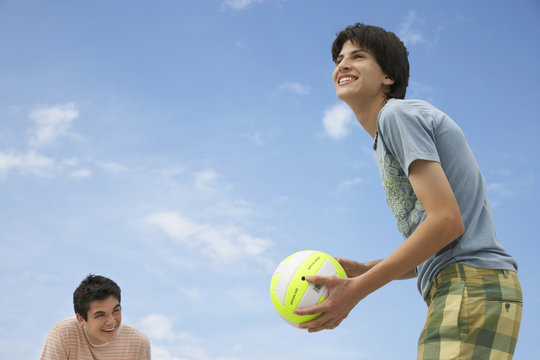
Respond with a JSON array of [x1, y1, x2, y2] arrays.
[[104, 314, 116, 325], [334, 60, 350, 81], [337, 58, 351, 71]]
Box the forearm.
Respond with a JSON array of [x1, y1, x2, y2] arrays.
[[351, 215, 463, 297], [296, 161, 465, 333], [397, 267, 417, 280], [356, 259, 416, 280]]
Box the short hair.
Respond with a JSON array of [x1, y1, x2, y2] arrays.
[[331, 23, 410, 99], [73, 274, 121, 321]]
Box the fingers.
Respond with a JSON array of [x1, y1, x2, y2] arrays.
[[293, 275, 335, 317], [298, 312, 346, 332], [302, 275, 328, 285], [336, 257, 354, 268], [335, 257, 365, 277], [304, 273, 345, 286], [294, 275, 352, 332], [298, 316, 326, 332], [293, 302, 325, 316]]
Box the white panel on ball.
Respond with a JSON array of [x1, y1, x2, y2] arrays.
[[273, 250, 314, 305], [296, 258, 336, 309]]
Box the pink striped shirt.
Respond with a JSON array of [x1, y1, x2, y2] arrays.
[[41, 318, 151, 359]]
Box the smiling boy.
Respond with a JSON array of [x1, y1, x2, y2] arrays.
[[294, 23, 522, 359], [41, 274, 151, 359]]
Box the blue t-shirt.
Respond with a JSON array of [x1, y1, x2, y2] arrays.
[[375, 99, 517, 299]]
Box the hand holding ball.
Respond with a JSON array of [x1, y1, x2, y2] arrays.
[[269, 250, 347, 327]]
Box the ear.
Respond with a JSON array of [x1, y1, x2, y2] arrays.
[[383, 75, 395, 86], [76, 313, 87, 326]]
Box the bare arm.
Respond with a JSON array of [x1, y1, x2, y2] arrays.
[[336, 258, 416, 280], [296, 160, 464, 332]]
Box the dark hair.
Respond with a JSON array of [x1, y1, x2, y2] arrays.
[[73, 274, 121, 321], [332, 23, 409, 99]]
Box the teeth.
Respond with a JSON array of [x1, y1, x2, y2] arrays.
[[339, 77, 355, 84]]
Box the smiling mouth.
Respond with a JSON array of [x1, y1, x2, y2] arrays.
[[102, 325, 118, 334], [338, 76, 357, 85]]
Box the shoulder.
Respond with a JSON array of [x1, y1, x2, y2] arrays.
[[378, 99, 444, 136], [380, 99, 437, 125], [50, 318, 82, 335], [118, 324, 151, 358], [47, 318, 85, 345], [41, 318, 84, 360], [119, 324, 151, 345]]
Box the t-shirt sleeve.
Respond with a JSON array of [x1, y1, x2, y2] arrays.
[[379, 103, 440, 176], [124, 326, 151, 360], [40, 323, 69, 360], [140, 335, 151, 360]]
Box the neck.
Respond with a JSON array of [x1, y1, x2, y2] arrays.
[[344, 95, 389, 139]]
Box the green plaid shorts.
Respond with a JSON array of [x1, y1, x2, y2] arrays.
[[417, 264, 522, 360]]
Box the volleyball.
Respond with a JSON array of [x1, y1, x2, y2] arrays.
[[270, 250, 347, 327]]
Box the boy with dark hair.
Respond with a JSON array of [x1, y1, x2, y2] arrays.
[[41, 274, 151, 359], [295, 23, 522, 359]]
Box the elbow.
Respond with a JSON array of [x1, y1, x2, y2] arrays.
[[446, 213, 465, 242], [454, 217, 465, 239], [428, 211, 465, 245]]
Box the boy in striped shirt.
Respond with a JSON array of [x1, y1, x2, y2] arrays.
[[41, 274, 151, 359]]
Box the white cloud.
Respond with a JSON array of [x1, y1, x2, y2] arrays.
[[61, 157, 79, 167], [322, 103, 355, 141], [278, 82, 310, 95], [180, 287, 203, 300], [140, 314, 177, 341], [241, 132, 265, 146], [139, 314, 243, 360], [0, 103, 85, 179], [29, 102, 79, 148], [69, 168, 93, 179], [408, 80, 436, 102], [222, 0, 263, 10], [150, 346, 181, 360], [338, 177, 363, 192], [0, 150, 55, 177], [194, 169, 218, 190], [487, 182, 513, 198], [96, 160, 130, 174], [144, 211, 272, 264], [145, 212, 202, 243], [0, 152, 21, 172], [0, 340, 34, 358], [350, 160, 370, 169], [399, 11, 424, 46], [204, 198, 255, 223]]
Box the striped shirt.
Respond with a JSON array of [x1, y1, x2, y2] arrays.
[[41, 318, 151, 360]]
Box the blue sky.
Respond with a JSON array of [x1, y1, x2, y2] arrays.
[[1, 0, 539, 359]]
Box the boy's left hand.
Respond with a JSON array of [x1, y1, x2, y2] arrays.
[[293, 274, 365, 332]]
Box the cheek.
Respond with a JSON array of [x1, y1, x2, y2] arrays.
[[332, 69, 339, 82], [92, 320, 104, 329], [86, 321, 99, 334]]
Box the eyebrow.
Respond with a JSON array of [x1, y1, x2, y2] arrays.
[[337, 48, 370, 59]]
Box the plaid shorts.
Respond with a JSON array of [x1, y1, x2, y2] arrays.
[[417, 264, 522, 360]]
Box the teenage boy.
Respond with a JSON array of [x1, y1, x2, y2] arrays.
[[41, 274, 151, 359], [294, 23, 522, 359]]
